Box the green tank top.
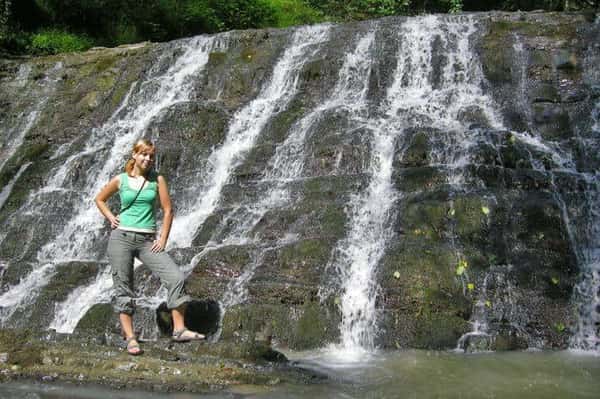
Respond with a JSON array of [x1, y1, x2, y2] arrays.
[[118, 172, 158, 233]]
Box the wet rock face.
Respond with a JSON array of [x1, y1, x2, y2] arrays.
[[0, 13, 599, 352]]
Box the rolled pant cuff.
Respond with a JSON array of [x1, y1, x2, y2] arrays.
[[115, 306, 135, 316], [168, 295, 192, 310]]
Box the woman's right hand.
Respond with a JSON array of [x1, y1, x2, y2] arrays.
[[108, 214, 120, 229]]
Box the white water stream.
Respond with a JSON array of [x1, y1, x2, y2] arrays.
[[0, 35, 223, 332], [0, 162, 31, 210], [212, 30, 375, 331], [0, 63, 61, 174], [168, 24, 331, 248], [321, 16, 506, 358], [52, 25, 331, 333], [0, 15, 597, 355]]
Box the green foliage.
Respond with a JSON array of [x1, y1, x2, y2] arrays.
[[449, 0, 463, 13], [29, 28, 93, 55], [307, 0, 412, 20], [0, 0, 11, 37], [0, 30, 30, 54], [267, 0, 324, 27], [209, 0, 277, 31], [1, 0, 598, 55]]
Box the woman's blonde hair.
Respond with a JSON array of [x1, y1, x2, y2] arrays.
[[125, 138, 155, 174]]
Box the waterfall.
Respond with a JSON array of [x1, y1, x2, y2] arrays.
[[48, 268, 114, 333], [570, 175, 600, 352], [38, 35, 221, 262], [0, 63, 61, 174], [210, 30, 375, 337], [455, 266, 526, 352], [168, 24, 331, 248], [0, 162, 30, 211], [0, 13, 597, 351], [50, 26, 332, 333], [570, 97, 600, 350], [2, 35, 222, 332], [151, 24, 338, 339], [323, 15, 506, 356], [0, 264, 55, 325]]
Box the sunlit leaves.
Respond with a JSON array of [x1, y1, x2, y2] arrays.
[[456, 259, 468, 276]]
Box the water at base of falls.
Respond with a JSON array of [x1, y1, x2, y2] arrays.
[[1, 350, 599, 398]]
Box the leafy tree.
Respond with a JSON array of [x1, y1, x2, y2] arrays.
[[0, 0, 10, 38], [2, 0, 598, 55]]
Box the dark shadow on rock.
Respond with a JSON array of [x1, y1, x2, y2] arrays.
[[156, 299, 221, 338]]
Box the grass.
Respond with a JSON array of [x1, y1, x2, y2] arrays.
[[267, 0, 326, 27], [29, 29, 93, 55]]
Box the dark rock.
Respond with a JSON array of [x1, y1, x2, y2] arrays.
[[553, 49, 579, 70]]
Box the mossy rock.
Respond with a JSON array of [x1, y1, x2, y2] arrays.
[[200, 339, 287, 363], [413, 313, 470, 349], [39, 262, 101, 303], [479, 23, 515, 84], [394, 166, 448, 192], [0, 329, 44, 366], [398, 195, 451, 240], [208, 51, 227, 66], [221, 302, 339, 350], [265, 238, 332, 285], [233, 142, 278, 181], [186, 244, 254, 300], [529, 83, 560, 103], [154, 101, 229, 172], [75, 303, 117, 334], [453, 195, 491, 241], [396, 130, 431, 168], [264, 96, 312, 144], [531, 103, 573, 140]]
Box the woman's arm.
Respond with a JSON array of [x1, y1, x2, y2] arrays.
[[95, 175, 120, 229], [152, 174, 173, 252]]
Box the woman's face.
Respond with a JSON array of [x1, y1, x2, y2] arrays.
[[132, 147, 155, 172]]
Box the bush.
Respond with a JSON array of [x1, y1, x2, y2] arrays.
[[29, 28, 93, 55], [208, 0, 277, 31], [0, 30, 30, 54], [267, 0, 324, 27]]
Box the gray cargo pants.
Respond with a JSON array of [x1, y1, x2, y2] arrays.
[[107, 229, 191, 315]]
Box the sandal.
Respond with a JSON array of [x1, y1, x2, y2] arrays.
[[126, 337, 143, 356], [172, 328, 205, 342]]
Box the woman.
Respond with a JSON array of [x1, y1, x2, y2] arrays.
[[95, 138, 204, 355]]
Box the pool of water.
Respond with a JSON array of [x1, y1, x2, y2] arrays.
[[1, 350, 599, 398]]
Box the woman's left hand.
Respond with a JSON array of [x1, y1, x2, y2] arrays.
[[151, 238, 167, 253]]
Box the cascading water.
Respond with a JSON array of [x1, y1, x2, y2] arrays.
[[210, 30, 375, 337], [570, 175, 600, 352], [0, 162, 30, 211], [39, 35, 222, 262], [0, 62, 61, 237], [0, 63, 61, 174], [6, 35, 224, 333], [51, 25, 331, 333], [570, 96, 600, 350], [455, 265, 526, 352], [323, 15, 505, 357], [0, 12, 598, 353], [168, 24, 331, 248]]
